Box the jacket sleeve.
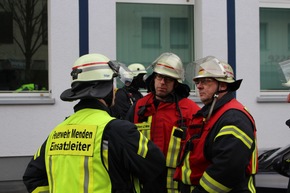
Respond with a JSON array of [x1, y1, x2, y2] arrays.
[[110, 88, 131, 119], [107, 119, 167, 193], [194, 110, 256, 193], [125, 102, 136, 122], [23, 140, 49, 193]]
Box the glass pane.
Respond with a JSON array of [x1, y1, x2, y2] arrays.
[[116, 3, 194, 89], [0, 0, 48, 92], [260, 8, 290, 91], [142, 17, 160, 48], [170, 18, 189, 49]]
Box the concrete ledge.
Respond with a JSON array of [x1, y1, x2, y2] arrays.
[[0, 156, 32, 181]]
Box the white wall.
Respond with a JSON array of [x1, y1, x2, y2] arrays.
[[1, 0, 290, 158], [0, 0, 80, 156], [195, 0, 290, 150]]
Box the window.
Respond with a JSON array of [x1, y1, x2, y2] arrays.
[[116, 3, 194, 89], [260, 8, 290, 91], [0, 0, 48, 92], [142, 17, 161, 48], [0, 12, 13, 44], [170, 18, 189, 49], [260, 23, 267, 51]]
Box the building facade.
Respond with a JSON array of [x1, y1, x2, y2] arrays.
[[0, 0, 290, 189]]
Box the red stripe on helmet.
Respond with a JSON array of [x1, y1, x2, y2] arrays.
[[156, 63, 175, 69], [72, 62, 108, 69]]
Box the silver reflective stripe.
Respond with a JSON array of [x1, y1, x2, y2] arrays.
[[82, 65, 111, 72], [103, 140, 108, 150], [84, 156, 89, 193]]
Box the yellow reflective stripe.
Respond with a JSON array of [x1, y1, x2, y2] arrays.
[[251, 139, 258, 174], [215, 125, 253, 149], [248, 176, 256, 193], [34, 146, 41, 160], [167, 168, 178, 192], [200, 172, 231, 193], [133, 176, 141, 193], [136, 116, 152, 139], [137, 131, 149, 158], [32, 186, 49, 193], [166, 127, 182, 167], [181, 153, 191, 185]]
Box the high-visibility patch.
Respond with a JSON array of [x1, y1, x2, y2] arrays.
[[47, 125, 96, 156]]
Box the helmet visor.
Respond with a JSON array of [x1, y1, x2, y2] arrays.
[[193, 56, 227, 80]]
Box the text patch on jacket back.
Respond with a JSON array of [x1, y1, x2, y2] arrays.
[[47, 125, 96, 156]]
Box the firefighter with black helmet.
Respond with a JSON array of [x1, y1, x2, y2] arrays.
[[174, 56, 258, 193], [126, 52, 200, 193], [23, 53, 166, 193]]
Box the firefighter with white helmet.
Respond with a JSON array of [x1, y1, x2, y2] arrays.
[[126, 52, 200, 193], [110, 63, 147, 119], [174, 56, 258, 193], [23, 53, 166, 193]]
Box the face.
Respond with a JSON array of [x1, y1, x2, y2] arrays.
[[154, 73, 176, 100], [194, 78, 219, 105]]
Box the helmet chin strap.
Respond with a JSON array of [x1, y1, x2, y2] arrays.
[[205, 82, 227, 122], [206, 93, 219, 122]]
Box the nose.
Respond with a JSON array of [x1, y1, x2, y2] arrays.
[[159, 77, 166, 84], [195, 82, 204, 89]]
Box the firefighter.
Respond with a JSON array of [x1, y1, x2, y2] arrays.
[[174, 56, 258, 193], [110, 63, 147, 119], [22, 53, 166, 193], [126, 52, 201, 193]]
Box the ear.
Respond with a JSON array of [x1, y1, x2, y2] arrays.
[[219, 82, 228, 91]]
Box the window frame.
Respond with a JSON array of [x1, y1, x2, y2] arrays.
[[258, 0, 290, 102], [0, 0, 52, 105]]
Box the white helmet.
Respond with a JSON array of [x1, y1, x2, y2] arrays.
[[193, 56, 235, 83], [128, 63, 147, 77], [150, 52, 184, 83], [192, 56, 242, 91], [60, 53, 120, 101], [71, 53, 118, 83]]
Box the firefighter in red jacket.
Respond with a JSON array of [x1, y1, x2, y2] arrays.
[[174, 56, 258, 193], [22, 53, 166, 193], [126, 52, 201, 193]]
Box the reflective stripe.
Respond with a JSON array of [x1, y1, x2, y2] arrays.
[[133, 176, 141, 193], [167, 168, 178, 193], [166, 127, 182, 167], [34, 147, 41, 160], [215, 125, 253, 149], [181, 153, 191, 185], [84, 157, 89, 193], [200, 172, 231, 193], [32, 186, 49, 193], [102, 140, 109, 170], [251, 139, 258, 174], [48, 156, 54, 193], [137, 131, 149, 158], [136, 116, 152, 140], [248, 176, 256, 193]]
